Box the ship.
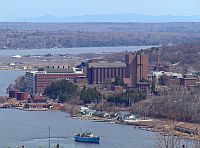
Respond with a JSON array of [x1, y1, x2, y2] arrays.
[[74, 131, 100, 143]]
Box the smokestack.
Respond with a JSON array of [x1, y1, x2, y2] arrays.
[[156, 53, 160, 71]]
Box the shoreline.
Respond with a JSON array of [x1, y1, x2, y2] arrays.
[[74, 114, 200, 141], [1, 99, 200, 142], [64, 103, 200, 141], [1, 103, 200, 142], [0, 45, 156, 51]]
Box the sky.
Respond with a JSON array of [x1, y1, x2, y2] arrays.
[[0, 0, 200, 21]]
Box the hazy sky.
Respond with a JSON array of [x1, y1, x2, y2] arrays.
[[1, 0, 200, 21]]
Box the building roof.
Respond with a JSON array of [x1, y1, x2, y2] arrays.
[[46, 68, 74, 73], [183, 78, 197, 80], [88, 61, 126, 68], [27, 67, 85, 75], [136, 82, 150, 85]]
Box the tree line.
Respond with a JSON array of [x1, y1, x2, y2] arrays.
[[44, 79, 146, 106], [1, 26, 200, 49]]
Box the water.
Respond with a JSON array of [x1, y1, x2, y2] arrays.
[[0, 46, 154, 56], [0, 46, 195, 148], [0, 70, 25, 96], [0, 109, 156, 148]]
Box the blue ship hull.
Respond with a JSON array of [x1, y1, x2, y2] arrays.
[[74, 136, 100, 143]]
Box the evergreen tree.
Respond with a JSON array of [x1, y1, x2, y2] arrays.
[[113, 76, 125, 86], [44, 80, 78, 102], [80, 87, 102, 104], [107, 90, 146, 106]]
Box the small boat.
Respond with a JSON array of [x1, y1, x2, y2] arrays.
[[16, 146, 25, 148], [74, 131, 100, 143]]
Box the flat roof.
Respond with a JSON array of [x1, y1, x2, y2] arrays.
[[46, 68, 74, 73], [88, 62, 126, 68]]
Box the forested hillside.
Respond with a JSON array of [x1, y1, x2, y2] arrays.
[[145, 41, 200, 70], [1, 22, 200, 49]]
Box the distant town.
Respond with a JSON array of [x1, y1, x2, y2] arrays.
[[1, 42, 200, 145], [2, 0, 200, 147]]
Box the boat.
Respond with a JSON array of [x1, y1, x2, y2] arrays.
[[12, 55, 22, 58], [16, 146, 25, 148], [74, 131, 100, 143]]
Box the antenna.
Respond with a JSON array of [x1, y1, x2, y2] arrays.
[[49, 125, 51, 148]]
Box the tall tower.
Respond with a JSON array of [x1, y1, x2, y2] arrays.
[[125, 52, 149, 86]]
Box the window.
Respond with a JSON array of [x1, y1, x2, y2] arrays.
[[118, 68, 120, 76], [107, 68, 110, 78], [96, 69, 98, 83], [100, 68, 102, 83]]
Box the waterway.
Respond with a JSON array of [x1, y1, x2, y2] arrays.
[[0, 109, 156, 148], [0, 46, 154, 56], [0, 70, 25, 96]]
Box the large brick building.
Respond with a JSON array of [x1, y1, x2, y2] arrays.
[[87, 52, 149, 86], [87, 60, 126, 84], [125, 52, 149, 86], [26, 67, 86, 94]]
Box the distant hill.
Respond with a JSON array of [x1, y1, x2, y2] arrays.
[[1, 22, 200, 49], [15, 14, 200, 22]]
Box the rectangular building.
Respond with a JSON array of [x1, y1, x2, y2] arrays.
[[26, 67, 86, 94], [87, 61, 126, 84]]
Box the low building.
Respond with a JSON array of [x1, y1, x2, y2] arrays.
[[180, 74, 198, 88], [149, 71, 183, 85], [166, 78, 181, 86], [111, 85, 125, 92], [151, 71, 183, 79], [136, 82, 150, 92], [32, 95, 47, 103], [180, 78, 198, 88], [16, 92, 29, 101], [9, 90, 18, 98]]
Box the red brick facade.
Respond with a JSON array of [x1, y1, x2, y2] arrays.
[[35, 73, 85, 94], [87, 53, 149, 86]]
